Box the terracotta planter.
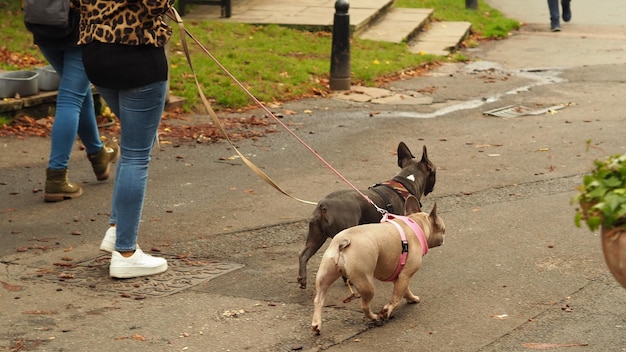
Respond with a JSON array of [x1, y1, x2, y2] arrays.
[[601, 226, 626, 289]]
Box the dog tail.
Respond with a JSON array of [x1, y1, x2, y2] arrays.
[[338, 239, 351, 251], [336, 239, 351, 273]]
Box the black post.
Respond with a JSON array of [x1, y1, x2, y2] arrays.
[[330, 0, 351, 91], [465, 0, 478, 10]]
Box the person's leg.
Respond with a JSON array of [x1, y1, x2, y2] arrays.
[[547, 0, 561, 31], [60, 47, 102, 156], [40, 46, 100, 167], [561, 0, 571, 22], [56, 46, 121, 181], [98, 81, 168, 278], [39, 46, 94, 201]]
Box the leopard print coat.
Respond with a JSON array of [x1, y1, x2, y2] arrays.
[[72, 0, 175, 47]]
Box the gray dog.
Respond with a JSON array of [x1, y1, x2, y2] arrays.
[[297, 142, 436, 289]]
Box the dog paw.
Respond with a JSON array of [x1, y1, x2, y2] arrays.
[[311, 325, 321, 335], [406, 295, 420, 304], [364, 312, 378, 321], [379, 306, 390, 320]]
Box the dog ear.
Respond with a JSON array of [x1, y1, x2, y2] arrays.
[[421, 145, 436, 196], [397, 142, 415, 168], [404, 195, 421, 215], [421, 145, 430, 164], [429, 202, 438, 219]]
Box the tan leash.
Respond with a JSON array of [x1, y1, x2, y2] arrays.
[[168, 8, 385, 212]]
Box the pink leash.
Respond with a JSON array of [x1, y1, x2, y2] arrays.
[[381, 213, 428, 282], [168, 8, 383, 211]]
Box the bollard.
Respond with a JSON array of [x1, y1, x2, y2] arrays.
[[465, 0, 478, 10], [330, 0, 351, 91]]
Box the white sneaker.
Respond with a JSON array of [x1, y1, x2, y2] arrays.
[[109, 248, 168, 279], [99, 226, 116, 252]]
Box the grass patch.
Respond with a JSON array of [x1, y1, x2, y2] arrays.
[[395, 0, 520, 38], [168, 23, 440, 110], [1, 0, 519, 111], [0, 114, 12, 126]]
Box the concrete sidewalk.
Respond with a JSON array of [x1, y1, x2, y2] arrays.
[[181, 0, 389, 28], [179, 0, 471, 55]]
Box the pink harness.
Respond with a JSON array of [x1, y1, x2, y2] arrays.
[[381, 213, 428, 282]]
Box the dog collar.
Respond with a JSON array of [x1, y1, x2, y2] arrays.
[[379, 179, 414, 200], [372, 179, 423, 212], [380, 213, 428, 282]]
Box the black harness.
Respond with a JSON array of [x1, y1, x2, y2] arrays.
[[369, 178, 421, 214]]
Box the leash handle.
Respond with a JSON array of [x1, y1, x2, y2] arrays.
[[168, 8, 380, 209]]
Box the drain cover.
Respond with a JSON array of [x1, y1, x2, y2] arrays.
[[28, 254, 244, 298], [483, 104, 566, 117]]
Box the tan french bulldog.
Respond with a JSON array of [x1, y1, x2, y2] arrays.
[[298, 143, 436, 289], [311, 196, 445, 334]]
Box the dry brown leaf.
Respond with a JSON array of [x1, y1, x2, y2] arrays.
[[22, 310, 56, 315], [131, 333, 146, 341], [522, 342, 588, 349], [1, 281, 23, 292]]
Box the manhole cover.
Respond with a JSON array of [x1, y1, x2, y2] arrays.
[[27, 254, 244, 298], [483, 104, 567, 117]]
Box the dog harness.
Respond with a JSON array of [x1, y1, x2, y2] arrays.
[[380, 213, 428, 282], [370, 178, 422, 214]]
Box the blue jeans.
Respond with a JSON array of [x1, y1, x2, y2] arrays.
[[39, 46, 102, 170], [97, 81, 167, 252], [548, 0, 571, 27]]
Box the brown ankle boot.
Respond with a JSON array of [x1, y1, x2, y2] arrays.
[[45, 168, 83, 202], [88, 140, 120, 181]]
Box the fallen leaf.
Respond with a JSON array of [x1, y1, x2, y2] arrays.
[[1, 281, 23, 292], [522, 342, 588, 349], [131, 334, 146, 341], [22, 310, 56, 315]]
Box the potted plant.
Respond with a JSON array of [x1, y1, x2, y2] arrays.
[[574, 153, 626, 289]]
